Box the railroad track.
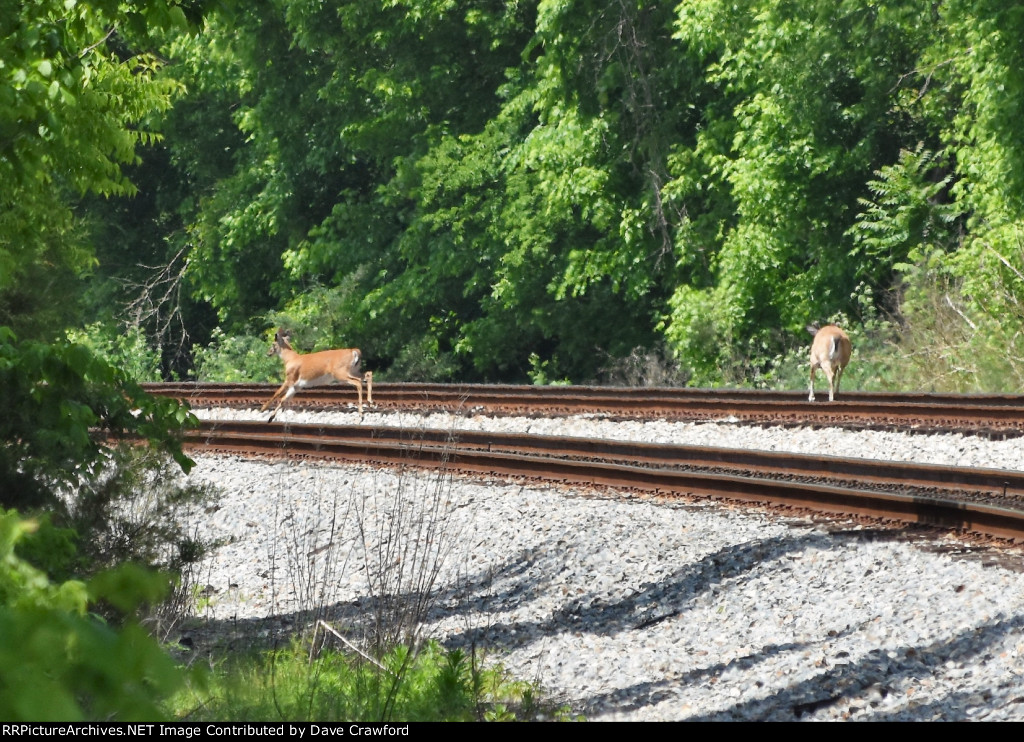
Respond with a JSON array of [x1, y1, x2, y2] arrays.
[[179, 412, 1024, 546], [141, 382, 1024, 544], [158, 385, 1024, 721], [145, 382, 1024, 436]]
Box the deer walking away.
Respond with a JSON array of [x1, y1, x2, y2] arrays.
[[807, 324, 852, 402], [261, 328, 373, 421]]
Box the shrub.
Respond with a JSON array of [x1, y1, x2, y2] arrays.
[[0, 326, 209, 641], [387, 334, 459, 382], [0, 511, 187, 721], [0, 327, 194, 512], [192, 327, 282, 382], [594, 344, 690, 387], [65, 322, 163, 383]]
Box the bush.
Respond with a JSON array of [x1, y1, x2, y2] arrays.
[[65, 322, 163, 383], [0, 511, 188, 721], [192, 327, 282, 382], [882, 277, 1024, 393], [386, 334, 458, 382], [265, 278, 367, 353], [0, 326, 210, 644], [594, 345, 690, 387], [173, 639, 571, 722], [0, 327, 195, 512], [42, 445, 218, 634]]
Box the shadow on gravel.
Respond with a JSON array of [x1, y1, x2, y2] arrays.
[[173, 518, 1021, 722], [177, 524, 906, 648], [176, 524, 849, 658], [674, 612, 1024, 722], [432, 528, 886, 648]]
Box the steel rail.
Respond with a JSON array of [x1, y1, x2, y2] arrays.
[[146, 382, 1024, 435], [191, 420, 1024, 498], [185, 420, 1024, 543], [147, 381, 1024, 406]]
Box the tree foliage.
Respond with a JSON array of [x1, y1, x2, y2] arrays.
[[25, 0, 1024, 388], [0, 0, 197, 332], [0, 327, 195, 511], [1, 511, 186, 721]]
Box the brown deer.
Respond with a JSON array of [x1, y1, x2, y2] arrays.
[[807, 324, 852, 402], [261, 328, 373, 421]]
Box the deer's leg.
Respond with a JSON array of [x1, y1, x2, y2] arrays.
[[823, 363, 837, 402], [364, 371, 373, 405], [261, 383, 289, 412], [267, 385, 296, 422], [343, 375, 363, 414], [809, 363, 818, 402]]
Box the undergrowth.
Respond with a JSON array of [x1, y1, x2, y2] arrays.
[[168, 450, 576, 722], [595, 277, 1024, 395], [171, 639, 574, 722]]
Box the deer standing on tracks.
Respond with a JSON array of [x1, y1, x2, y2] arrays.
[[807, 324, 852, 402], [261, 328, 373, 421]]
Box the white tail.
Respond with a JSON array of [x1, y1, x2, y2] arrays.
[[260, 329, 373, 421], [807, 324, 852, 402]]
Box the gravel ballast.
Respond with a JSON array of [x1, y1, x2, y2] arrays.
[[180, 407, 1024, 721]]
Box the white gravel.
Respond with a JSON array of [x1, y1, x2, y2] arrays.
[[180, 406, 1024, 721]]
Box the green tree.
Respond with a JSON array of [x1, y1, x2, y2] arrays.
[[931, 0, 1024, 333], [92, 0, 1024, 389], [165, 1, 536, 375], [664, 0, 945, 382], [396, 1, 695, 380], [0, 327, 194, 511], [172, 1, 704, 381], [0, 0, 204, 505], [0, 0, 195, 336]]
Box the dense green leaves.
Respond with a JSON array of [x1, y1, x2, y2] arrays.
[[1, 512, 186, 721], [23, 0, 1024, 388], [661, 0, 941, 380], [0, 0, 190, 305], [0, 328, 195, 510]]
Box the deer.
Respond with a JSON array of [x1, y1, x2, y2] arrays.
[[261, 328, 373, 421], [807, 323, 852, 402]]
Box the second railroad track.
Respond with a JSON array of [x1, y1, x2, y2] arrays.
[[142, 382, 1024, 544]]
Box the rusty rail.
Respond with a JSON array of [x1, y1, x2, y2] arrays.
[[146, 382, 1024, 436], [185, 420, 1024, 545]]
